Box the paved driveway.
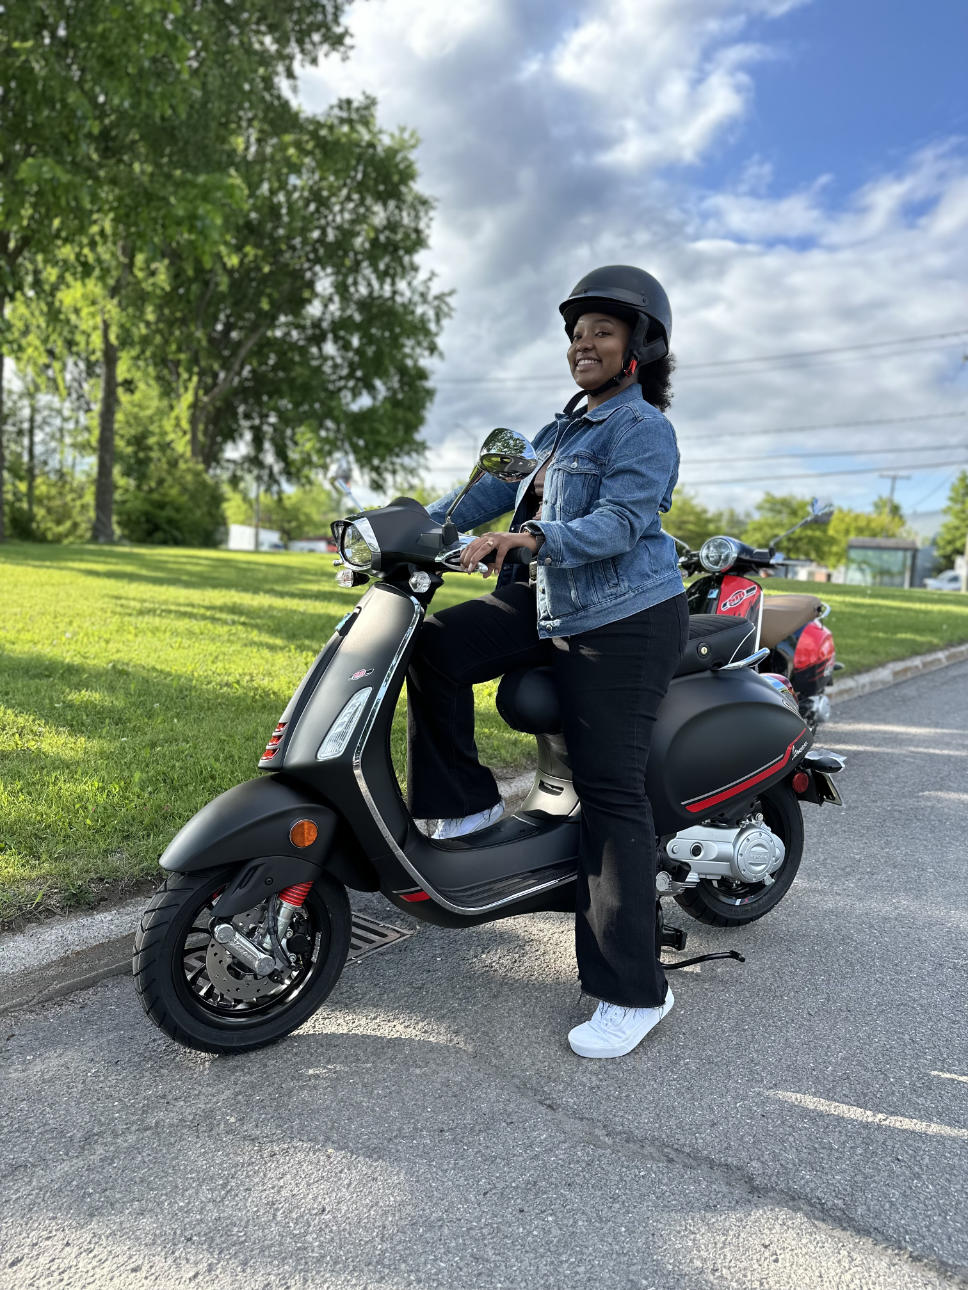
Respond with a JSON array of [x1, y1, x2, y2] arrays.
[[2, 664, 966, 1289]]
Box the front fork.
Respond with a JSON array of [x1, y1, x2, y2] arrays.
[[214, 880, 315, 978]]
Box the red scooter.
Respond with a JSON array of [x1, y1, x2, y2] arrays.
[[678, 502, 839, 730]]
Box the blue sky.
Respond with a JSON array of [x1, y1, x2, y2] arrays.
[[713, 1, 967, 199], [299, 0, 968, 523]]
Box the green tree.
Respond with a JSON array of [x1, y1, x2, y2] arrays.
[[225, 481, 342, 545], [2, 0, 351, 541], [742, 494, 834, 563], [83, 0, 351, 542], [822, 506, 907, 569], [935, 471, 968, 570], [0, 0, 225, 539], [663, 491, 749, 551], [151, 98, 449, 489], [115, 459, 224, 547]]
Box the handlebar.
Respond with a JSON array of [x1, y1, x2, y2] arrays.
[[436, 537, 535, 573]]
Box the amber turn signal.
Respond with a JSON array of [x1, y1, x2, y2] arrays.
[[289, 819, 319, 847]]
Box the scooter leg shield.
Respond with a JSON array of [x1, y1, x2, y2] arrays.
[[158, 775, 377, 894]]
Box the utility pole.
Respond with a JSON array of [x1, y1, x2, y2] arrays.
[[878, 472, 911, 535]]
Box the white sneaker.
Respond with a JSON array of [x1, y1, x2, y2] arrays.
[[568, 989, 674, 1059], [431, 802, 503, 840]]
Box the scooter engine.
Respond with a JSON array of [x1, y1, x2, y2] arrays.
[[664, 820, 786, 884], [799, 693, 832, 726]]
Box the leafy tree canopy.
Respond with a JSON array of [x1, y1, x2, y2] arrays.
[[664, 489, 750, 552], [935, 470, 968, 570]]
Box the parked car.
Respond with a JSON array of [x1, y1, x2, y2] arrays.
[[924, 569, 963, 591]]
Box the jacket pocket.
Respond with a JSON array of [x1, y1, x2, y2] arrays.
[[555, 451, 602, 519]]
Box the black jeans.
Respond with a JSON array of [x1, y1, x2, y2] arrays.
[[406, 582, 689, 1008]]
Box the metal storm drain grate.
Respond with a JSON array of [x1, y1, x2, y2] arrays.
[[346, 913, 414, 963]]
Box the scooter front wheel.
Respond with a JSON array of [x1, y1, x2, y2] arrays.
[[133, 866, 351, 1054]]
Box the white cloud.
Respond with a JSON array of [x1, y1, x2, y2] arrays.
[[299, 0, 968, 516]]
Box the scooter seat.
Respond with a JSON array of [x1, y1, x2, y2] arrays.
[[759, 593, 825, 648], [496, 614, 756, 735]]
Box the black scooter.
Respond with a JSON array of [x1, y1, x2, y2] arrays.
[[134, 430, 845, 1054]]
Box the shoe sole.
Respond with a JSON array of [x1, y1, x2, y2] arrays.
[[568, 992, 674, 1059]]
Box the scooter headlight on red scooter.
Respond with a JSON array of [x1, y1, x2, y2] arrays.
[[699, 536, 739, 573], [339, 517, 380, 571]]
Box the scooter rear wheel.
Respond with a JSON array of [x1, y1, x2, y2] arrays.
[[673, 783, 804, 927], [133, 866, 351, 1054]]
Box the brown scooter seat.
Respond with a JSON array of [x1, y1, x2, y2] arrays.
[[760, 593, 825, 648]]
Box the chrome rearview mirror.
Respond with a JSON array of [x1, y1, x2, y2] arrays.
[[810, 498, 835, 524], [478, 427, 538, 482], [441, 428, 538, 536]]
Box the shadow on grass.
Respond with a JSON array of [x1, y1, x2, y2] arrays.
[[104, 593, 342, 658], [0, 541, 331, 596]]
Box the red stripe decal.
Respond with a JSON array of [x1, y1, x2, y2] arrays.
[[399, 890, 431, 902], [684, 738, 800, 814]]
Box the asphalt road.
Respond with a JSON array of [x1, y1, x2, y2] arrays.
[[2, 663, 967, 1290]]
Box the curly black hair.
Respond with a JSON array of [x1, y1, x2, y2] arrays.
[[638, 352, 675, 413]]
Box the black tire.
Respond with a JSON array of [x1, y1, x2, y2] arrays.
[[673, 783, 804, 927], [133, 867, 351, 1054]]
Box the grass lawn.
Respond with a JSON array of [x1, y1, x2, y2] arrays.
[[2, 541, 967, 928]]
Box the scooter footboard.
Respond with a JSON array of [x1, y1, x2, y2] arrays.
[[159, 775, 377, 894]]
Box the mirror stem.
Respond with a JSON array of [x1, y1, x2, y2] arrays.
[[443, 466, 486, 528]]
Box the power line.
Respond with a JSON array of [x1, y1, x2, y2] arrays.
[[677, 410, 966, 445], [680, 457, 968, 488], [684, 442, 966, 467], [424, 411, 966, 472], [424, 447, 965, 480], [431, 329, 967, 386], [677, 328, 967, 370], [909, 469, 962, 511]]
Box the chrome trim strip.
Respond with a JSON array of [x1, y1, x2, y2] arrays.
[[718, 647, 770, 672], [350, 593, 574, 915]]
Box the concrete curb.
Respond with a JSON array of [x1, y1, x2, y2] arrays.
[[827, 640, 968, 704], [2, 649, 966, 1018]]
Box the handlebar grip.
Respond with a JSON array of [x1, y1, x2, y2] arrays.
[[480, 544, 535, 566], [509, 545, 537, 566]]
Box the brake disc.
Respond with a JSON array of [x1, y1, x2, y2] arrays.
[[205, 942, 286, 1002]]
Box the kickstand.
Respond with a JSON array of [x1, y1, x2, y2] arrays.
[[662, 950, 746, 971]]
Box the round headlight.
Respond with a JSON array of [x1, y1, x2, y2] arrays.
[[340, 518, 379, 570], [699, 536, 739, 573]]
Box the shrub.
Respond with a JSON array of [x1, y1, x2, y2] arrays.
[[116, 460, 225, 546]]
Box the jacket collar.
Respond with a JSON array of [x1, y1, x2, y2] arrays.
[[556, 383, 645, 426]]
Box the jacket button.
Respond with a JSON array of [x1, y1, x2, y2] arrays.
[[544, 557, 551, 565], [571, 459, 578, 467]]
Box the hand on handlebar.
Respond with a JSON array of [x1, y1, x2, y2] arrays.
[[460, 530, 539, 578]]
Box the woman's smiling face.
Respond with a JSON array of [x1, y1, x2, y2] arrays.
[[566, 312, 631, 392]]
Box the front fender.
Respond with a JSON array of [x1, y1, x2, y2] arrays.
[[159, 775, 378, 892]]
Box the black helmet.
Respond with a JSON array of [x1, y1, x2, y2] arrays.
[[559, 265, 672, 376]]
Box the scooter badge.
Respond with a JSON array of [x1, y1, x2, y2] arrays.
[[349, 668, 374, 680]]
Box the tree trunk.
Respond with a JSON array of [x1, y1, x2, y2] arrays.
[[26, 384, 36, 530], [92, 312, 118, 543], [0, 294, 6, 543]]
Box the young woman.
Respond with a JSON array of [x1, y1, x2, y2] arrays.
[[407, 265, 688, 1059]]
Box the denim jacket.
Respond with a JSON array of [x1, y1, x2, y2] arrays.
[[427, 385, 684, 638]]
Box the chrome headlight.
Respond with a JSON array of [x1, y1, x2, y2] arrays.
[[339, 517, 379, 571], [699, 536, 739, 573]]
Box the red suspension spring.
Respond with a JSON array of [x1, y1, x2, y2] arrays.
[[279, 881, 313, 908]]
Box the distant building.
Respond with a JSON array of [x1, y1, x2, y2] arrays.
[[289, 535, 337, 553], [226, 523, 284, 551], [845, 537, 918, 588]]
